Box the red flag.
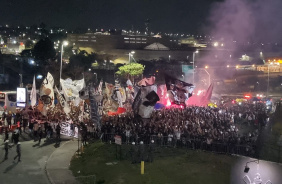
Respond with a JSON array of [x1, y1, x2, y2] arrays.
[[200, 83, 214, 106]]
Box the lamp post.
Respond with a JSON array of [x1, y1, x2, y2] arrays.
[[94, 72, 97, 84], [267, 63, 273, 98], [203, 66, 210, 86], [19, 74, 23, 87], [169, 55, 171, 62], [129, 51, 135, 63], [60, 41, 68, 82], [192, 50, 199, 84]]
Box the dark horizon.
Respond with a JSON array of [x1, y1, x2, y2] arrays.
[[0, 0, 224, 34]]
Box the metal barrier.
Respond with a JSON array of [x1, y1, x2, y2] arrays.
[[100, 133, 257, 157], [76, 175, 96, 184]]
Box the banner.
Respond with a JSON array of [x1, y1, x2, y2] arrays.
[[30, 76, 37, 107], [40, 72, 55, 108], [60, 121, 78, 138], [55, 86, 71, 115], [60, 78, 85, 101]]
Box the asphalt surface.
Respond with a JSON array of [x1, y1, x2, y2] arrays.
[[0, 132, 76, 184]]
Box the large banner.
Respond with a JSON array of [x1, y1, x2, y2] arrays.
[[60, 78, 85, 101]]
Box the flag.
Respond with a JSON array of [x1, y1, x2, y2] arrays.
[[200, 83, 214, 106], [165, 74, 194, 106], [40, 72, 55, 108], [137, 76, 155, 86], [55, 86, 70, 115], [97, 79, 103, 95], [132, 85, 158, 118], [60, 78, 85, 101], [30, 76, 37, 107]]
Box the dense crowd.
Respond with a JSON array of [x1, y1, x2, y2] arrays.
[[0, 101, 270, 152], [100, 102, 269, 151]]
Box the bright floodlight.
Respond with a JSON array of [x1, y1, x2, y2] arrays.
[[131, 51, 135, 54], [36, 75, 43, 79], [63, 41, 68, 46], [205, 65, 208, 69], [213, 42, 219, 47], [195, 50, 199, 53]]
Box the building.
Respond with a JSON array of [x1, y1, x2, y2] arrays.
[[67, 31, 178, 51]]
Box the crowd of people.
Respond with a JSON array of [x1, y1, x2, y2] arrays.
[[0, 100, 271, 160], [100, 102, 269, 155], [0, 107, 68, 145]]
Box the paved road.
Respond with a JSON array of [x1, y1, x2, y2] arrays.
[[0, 133, 73, 184]]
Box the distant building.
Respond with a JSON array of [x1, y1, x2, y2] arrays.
[[67, 31, 178, 51]]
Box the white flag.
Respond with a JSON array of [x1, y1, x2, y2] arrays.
[[30, 76, 37, 107]]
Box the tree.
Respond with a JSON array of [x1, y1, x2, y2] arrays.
[[32, 37, 56, 64], [138, 60, 156, 77], [64, 50, 93, 80], [116, 63, 145, 83]]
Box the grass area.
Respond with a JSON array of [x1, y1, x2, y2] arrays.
[[258, 110, 282, 162], [70, 142, 237, 184]]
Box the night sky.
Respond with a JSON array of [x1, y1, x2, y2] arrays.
[[0, 0, 223, 33]]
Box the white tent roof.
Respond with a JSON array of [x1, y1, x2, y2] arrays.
[[144, 42, 169, 51]]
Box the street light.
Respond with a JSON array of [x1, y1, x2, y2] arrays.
[[169, 55, 171, 62], [267, 62, 273, 97], [94, 73, 97, 84], [19, 74, 23, 87], [192, 50, 199, 84], [60, 41, 68, 82], [129, 51, 135, 63], [203, 68, 210, 86]]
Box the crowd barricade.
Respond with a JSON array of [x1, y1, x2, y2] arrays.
[[100, 133, 256, 157]]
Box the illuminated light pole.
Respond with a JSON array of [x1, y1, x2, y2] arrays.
[[169, 55, 171, 62], [203, 66, 210, 86], [60, 41, 68, 82], [94, 72, 97, 84], [192, 50, 199, 84], [267, 62, 273, 97], [129, 51, 135, 63]]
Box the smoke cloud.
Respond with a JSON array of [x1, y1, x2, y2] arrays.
[[197, 0, 282, 91], [207, 0, 282, 46]]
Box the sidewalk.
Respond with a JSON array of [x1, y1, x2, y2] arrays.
[[46, 139, 79, 184]]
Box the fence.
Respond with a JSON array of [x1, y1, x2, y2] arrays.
[[100, 133, 257, 157]]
